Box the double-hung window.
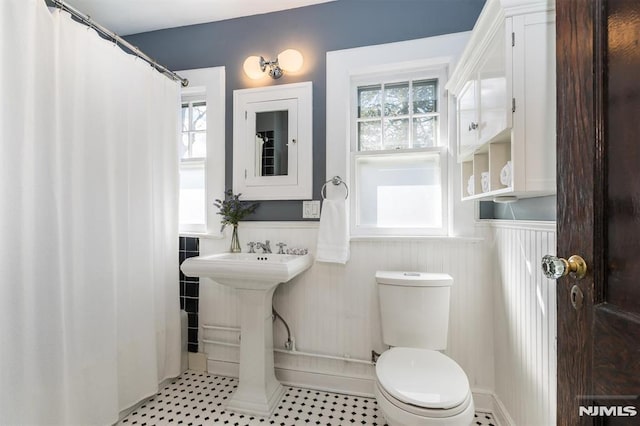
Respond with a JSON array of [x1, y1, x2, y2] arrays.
[[351, 68, 449, 236], [176, 66, 225, 236], [179, 97, 207, 233]]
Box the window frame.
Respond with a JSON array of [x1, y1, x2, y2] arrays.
[[178, 67, 225, 237], [181, 98, 207, 161], [179, 93, 208, 234], [349, 67, 449, 237]]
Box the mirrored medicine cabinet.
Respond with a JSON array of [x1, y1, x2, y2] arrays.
[[233, 82, 312, 200]]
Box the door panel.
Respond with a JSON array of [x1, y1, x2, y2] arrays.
[[556, 0, 599, 421], [556, 0, 640, 424], [593, 306, 640, 398], [606, 0, 640, 315]]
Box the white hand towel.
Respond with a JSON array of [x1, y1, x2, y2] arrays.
[[467, 175, 474, 196], [500, 161, 512, 186], [316, 198, 350, 264], [481, 171, 490, 193]]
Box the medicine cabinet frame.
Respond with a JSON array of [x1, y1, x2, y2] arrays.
[[233, 81, 313, 200]]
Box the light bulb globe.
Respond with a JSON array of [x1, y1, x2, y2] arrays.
[[277, 49, 303, 73], [243, 56, 265, 79]]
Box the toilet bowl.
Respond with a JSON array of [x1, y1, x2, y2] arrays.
[[374, 272, 474, 425], [374, 347, 474, 425]]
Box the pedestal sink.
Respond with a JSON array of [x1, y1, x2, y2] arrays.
[[180, 252, 313, 416]]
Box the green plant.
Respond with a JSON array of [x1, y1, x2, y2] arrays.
[[213, 190, 259, 231]]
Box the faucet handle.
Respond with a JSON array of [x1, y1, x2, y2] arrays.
[[276, 242, 287, 254], [247, 242, 256, 253]]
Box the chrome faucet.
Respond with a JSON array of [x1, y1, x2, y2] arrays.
[[256, 240, 272, 253], [247, 242, 256, 253]]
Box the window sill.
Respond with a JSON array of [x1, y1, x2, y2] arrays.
[[349, 235, 483, 243], [179, 231, 224, 240]]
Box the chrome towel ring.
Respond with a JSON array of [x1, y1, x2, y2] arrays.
[[321, 176, 349, 200]]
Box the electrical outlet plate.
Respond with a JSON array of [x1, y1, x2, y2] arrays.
[[302, 200, 321, 219]]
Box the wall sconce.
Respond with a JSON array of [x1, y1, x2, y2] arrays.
[[243, 49, 304, 80]]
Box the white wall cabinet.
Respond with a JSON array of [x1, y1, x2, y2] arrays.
[[233, 82, 312, 200], [447, 0, 556, 201]]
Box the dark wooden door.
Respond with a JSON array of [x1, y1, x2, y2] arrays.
[[556, 0, 640, 424]]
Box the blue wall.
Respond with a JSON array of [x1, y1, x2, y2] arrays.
[[480, 195, 556, 221], [127, 0, 485, 220]]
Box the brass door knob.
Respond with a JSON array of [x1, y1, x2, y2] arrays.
[[541, 254, 587, 279]]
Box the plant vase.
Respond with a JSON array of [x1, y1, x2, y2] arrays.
[[230, 224, 241, 253]]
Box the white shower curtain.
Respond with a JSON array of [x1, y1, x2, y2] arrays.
[[0, 1, 181, 424]]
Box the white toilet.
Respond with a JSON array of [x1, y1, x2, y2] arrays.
[[374, 271, 474, 426]]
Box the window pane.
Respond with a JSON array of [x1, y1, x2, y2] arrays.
[[413, 79, 438, 113], [179, 164, 205, 226], [192, 102, 207, 131], [181, 105, 189, 132], [356, 153, 442, 228], [383, 118, 409, 149], [384, 82, 409, 116], [358, 85, 381, 118], [358, 120, 382, 151], [191, 132, 207, 158], [413, 116, 438, 148], [180, 133, 189, 159]]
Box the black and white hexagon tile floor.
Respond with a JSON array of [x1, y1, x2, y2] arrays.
[[119, 371, 497, 426]]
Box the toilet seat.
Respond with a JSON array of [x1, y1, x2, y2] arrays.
[[376, 347, 471, 410], [375, 381, 473, 419]]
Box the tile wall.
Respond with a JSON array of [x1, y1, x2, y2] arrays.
[[179, 236, 200, 352]]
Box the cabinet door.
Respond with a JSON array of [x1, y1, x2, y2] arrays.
[[478, 29, 509, 144], [457, 78, 478, 158], [245, 98, 298, 186], [511, 11, 556, 193]]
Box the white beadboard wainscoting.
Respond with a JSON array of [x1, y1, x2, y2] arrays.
[[196, 220, 558, 422], [486, 221, 557, 426], [198, 222, 496, 410]]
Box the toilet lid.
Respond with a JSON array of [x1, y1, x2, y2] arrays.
[[376, 347, 470, 409]]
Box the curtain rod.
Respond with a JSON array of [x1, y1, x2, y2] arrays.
[[49, 0, 189, 87]]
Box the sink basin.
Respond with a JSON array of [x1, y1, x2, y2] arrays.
[[180, 252, 313, 416], [180, 252, 313, 289]]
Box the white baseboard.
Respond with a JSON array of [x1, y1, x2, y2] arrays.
[[471, 389, 495, 412], [470, 389, 514, 426], [207, 358, 239, 377], [276, 366, 375, 397], [207, 358, 375, 396], [188, 352, 208, 372], [492, 393, 515, 426]]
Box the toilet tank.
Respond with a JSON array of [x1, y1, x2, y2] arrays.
[[376, 271, 453, 350]]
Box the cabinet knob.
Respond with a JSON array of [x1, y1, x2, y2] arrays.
[[468, 122, 479, 131]]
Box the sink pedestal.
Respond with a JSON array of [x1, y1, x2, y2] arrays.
[[179, 253, 313, 417], [225, 284, 284, 416]]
